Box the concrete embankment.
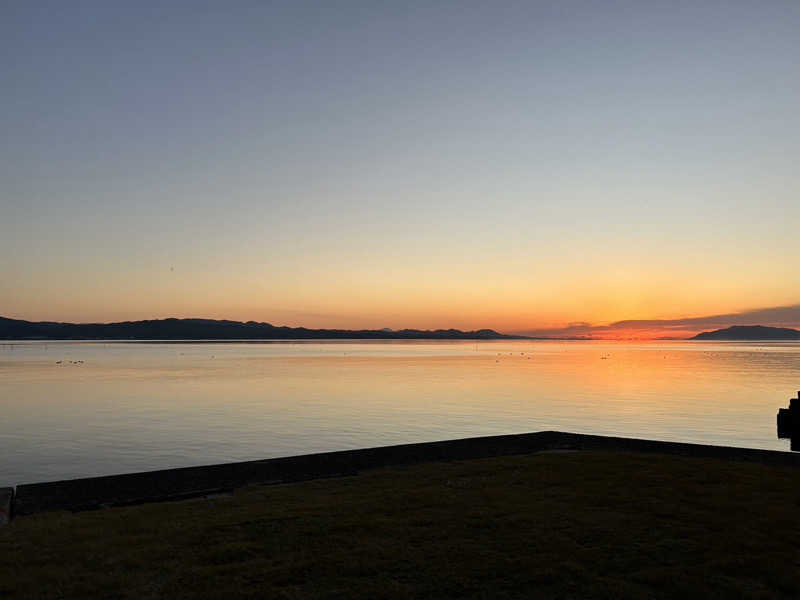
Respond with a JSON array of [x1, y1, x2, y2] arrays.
[[7, 431, 800, 521], [0, 488, 12, 526]]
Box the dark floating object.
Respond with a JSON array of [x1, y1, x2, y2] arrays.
[[777, 391, 800, 451]]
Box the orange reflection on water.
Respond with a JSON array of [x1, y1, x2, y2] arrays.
[[1, 340, 799, 484]]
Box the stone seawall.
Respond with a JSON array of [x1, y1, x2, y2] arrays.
[[7, 431, 800, 521], [0, 488, 12, 525]]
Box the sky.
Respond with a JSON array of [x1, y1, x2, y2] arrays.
[[2, 1, 800, 338]]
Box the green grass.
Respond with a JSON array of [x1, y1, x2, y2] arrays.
[[2, 451, 800, 599]]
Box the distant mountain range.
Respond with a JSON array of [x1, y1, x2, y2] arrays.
[[0, 316, 525, 341], [692, 325, 800, 340]]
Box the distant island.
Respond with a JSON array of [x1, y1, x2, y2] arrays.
[[692, 325, 800, 340], [0, 316, 527, 341]]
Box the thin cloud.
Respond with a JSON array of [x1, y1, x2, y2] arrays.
[[517, 304, 800, 339]]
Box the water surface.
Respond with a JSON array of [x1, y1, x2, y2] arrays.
[[1, 340, 798, 484]]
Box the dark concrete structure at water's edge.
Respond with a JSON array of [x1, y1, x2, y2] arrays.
[[777, 391, 800, 451], [8, 431, 800, 522], [0, 488, 12, 526]]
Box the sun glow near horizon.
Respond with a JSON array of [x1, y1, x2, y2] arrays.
[[3, 2, 800, 335]]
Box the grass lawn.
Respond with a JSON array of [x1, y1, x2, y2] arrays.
[[2, 451, 800, 599]]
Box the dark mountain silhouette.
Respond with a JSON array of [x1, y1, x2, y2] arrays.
[[0, 316, 525, 341], [692, 325, 800, 340]]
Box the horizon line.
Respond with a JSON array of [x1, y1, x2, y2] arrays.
[[6, 313, 798, 341]]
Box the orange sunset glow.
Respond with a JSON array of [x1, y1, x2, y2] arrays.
[[2, 1, 798, 337], [5, 4, 800, 597]]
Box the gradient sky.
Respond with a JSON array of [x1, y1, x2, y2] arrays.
[[3, 1, 799, 336]]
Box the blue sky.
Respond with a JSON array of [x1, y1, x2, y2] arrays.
[[2, 1, 799, 333]]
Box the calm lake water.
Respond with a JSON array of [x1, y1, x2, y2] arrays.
[[1, 340, 799, 484]]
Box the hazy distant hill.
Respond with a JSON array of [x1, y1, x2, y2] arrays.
[[692, 325, 800, 340], [0, 316, 524, 341]]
